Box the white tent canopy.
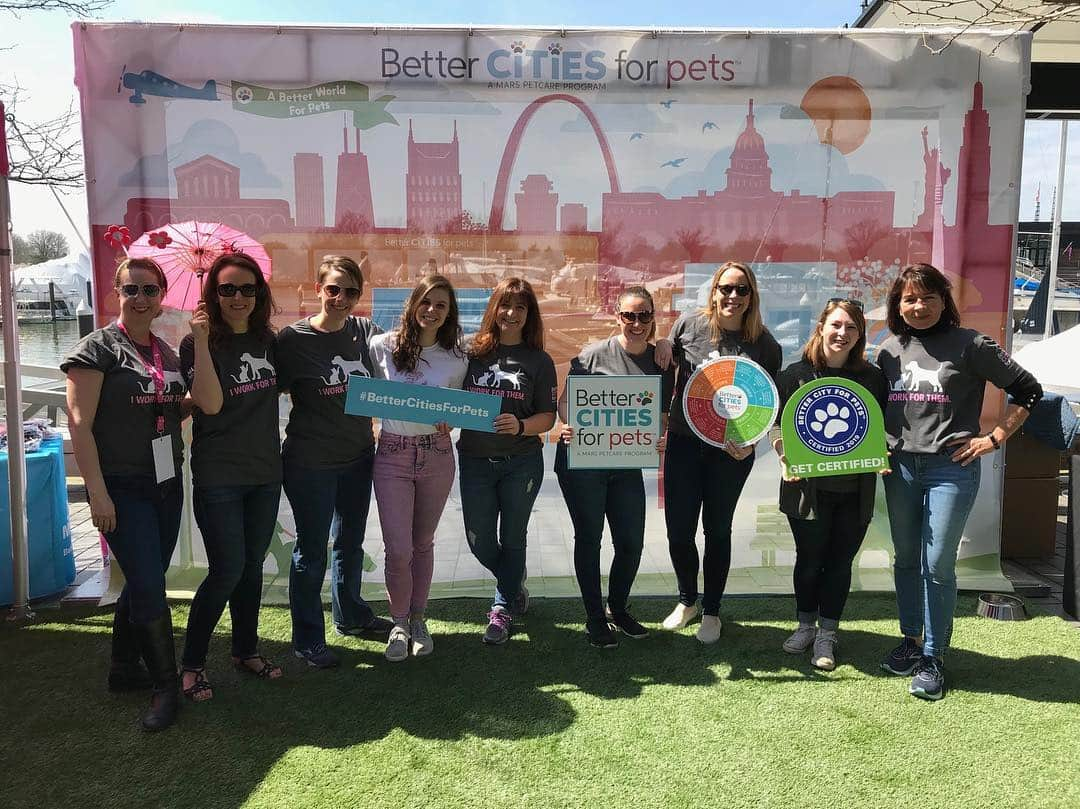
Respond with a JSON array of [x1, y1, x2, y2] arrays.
[[13, 251, 91, 302], [1013, 324, 1080, 397]]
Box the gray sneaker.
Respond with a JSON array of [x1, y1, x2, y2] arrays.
[[483, 607, 512, 645], [811, 630, 837, 671], [409, 618, 433, 657], [385, 625, 410, 662], [782, 624, 817, 654]]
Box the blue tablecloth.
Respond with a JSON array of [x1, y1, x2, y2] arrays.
[[0, 435, 76, 605]]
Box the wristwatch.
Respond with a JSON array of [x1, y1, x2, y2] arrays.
[[986, 432, 1000, 449], [516, 418, 526, 436]]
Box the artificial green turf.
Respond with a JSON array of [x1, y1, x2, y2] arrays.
[[2, 595, 1079, 809]]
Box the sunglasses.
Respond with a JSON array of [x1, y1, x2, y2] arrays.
[[217, 283, 259, 298], [716, 283, 751, 298], [618, 310, 655, 324], [119, 284, 162, 298], [828, 297, 864, 310], [322, 284, 362, 300]]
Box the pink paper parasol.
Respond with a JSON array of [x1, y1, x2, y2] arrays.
[[128, 221, 272, 311]]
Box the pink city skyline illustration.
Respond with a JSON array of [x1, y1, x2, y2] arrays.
[[94, 80, 1010, 316]]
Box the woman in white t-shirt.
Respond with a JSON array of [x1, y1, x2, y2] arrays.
[[368, 275, 469, 661]]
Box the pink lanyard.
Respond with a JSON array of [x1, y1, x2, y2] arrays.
[[116, 322, 167, 435]]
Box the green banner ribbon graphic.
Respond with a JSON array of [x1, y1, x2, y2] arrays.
[[230, 80, 397, 129]]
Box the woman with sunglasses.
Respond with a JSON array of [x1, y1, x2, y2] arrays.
[[877, 264, 1040, 700], [368, 275, 468, 661], [458, 278, 557, 645], [276, 255, 393, 668], [768, 299, 887, 670], [656, 261, 781, 643], [63, 258, 201, 731], [177, 253, 284, 701], [555, 286, 674, 648]]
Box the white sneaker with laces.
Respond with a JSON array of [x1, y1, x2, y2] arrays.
[[385, 625, 410, 662], [409, 618, 433, 657], [782, 624, 818, 654], [695, 615, 722, 644], [661, 603, 699, 630]]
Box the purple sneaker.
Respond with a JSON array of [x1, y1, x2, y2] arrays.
[[483, 608, 512, 645]]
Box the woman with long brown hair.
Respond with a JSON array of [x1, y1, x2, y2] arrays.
[[769, 298, 887, 670], [657, 261, 782, 643], [178, 252, 284, 701], [457, 278, 557, 645], [368, 275, 468, 661]]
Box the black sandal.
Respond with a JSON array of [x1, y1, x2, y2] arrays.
[[181, 667, 214, 702], [232, 655, 283, 680]]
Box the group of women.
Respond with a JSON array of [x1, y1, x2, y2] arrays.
[[63, 252, 1041, 732]]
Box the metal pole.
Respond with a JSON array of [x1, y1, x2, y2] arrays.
[[48, 280, 56, 322], [0, 103, 34, 621], [1045, 120, 1068, 340]]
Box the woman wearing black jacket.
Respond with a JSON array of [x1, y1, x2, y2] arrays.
[[770, 299, 887, 671]]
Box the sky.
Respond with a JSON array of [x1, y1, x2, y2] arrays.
[[2, 0, 1073, 253]]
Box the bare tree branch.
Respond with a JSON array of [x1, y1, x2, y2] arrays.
[[0, 1, 111, 14], [883, 1, 1080, 53], [1, 80, 85, 188]]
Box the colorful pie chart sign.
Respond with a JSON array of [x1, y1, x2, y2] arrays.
[[682, 357, 779, 448], [780, 377, 888, 479]]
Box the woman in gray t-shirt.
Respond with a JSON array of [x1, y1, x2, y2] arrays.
[[555, 286, 674, 648], [877, 263, 1041, 701]]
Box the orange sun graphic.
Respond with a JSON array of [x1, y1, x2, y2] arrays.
[[800, 76, 872, 155]]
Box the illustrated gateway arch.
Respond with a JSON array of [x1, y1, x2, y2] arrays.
[[487, 94, 622, 232]]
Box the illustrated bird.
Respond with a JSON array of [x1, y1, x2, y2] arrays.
[[660, 99, 677, 109], [629, 132, 644, 141], [702, 121, 717, 132], [661, 157, 687, 168]]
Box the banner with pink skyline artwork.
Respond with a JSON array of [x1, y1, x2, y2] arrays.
[[72, 24, 1030, 599]]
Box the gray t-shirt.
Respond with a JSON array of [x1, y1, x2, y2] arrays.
[[667, 312, 783, 437], [569, 337, 675, 411], [180, 332, 282, 487], [877, 326, 1025, 453], [61, 323, 186, 478], [457, 343, 558, 457], [368, 332, 469, 436], [276, 316, 381, 469]]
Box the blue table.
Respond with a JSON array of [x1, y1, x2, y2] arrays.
[[0, 434, 76, 605]]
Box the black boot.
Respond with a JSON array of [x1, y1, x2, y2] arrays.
[[135, 612, 180, 732], [108, 601, 153, 692]]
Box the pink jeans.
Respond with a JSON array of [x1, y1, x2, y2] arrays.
[[372, 432, 455, 620]]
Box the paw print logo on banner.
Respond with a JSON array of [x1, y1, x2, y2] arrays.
[[234, 86, 253, 104], [509, 41, 525, 53], [547, 43, 562, 55], [793, 385, 870, 456], [636, 390, 654, 406], [810, 403, 850, 439]]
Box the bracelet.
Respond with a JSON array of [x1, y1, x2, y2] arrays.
[[986, 432, 1000, 449], [516, 418, 526, 436]]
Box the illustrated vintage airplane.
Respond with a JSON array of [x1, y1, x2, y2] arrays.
[[120, 68, 218, 104]]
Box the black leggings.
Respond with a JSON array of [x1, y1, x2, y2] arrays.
[[787, 489, 869, 622], [663, 432, 754, 616]]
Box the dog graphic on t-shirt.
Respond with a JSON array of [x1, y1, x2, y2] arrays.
[[894, 361, 944, 393], [231, 351, 275, 384], [473, 362, 523, 390], [323, 355, 371, 385], [138, 369, 186, 394]]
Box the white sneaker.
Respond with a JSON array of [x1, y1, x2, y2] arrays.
[[409, 618, 433, 657], [782, 624, 818, 654], [811, 630, 837, 671], [696, 615, 723, 644], [661, 603, 699, 630], [385, 625, 410, 662]]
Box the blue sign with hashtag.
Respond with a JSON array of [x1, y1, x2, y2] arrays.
[[344, 376, 501, 432]]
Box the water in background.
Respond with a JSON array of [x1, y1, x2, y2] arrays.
[[1, 321, 82, 367]]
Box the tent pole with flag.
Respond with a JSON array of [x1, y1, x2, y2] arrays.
[[0, 102, 34, 621]]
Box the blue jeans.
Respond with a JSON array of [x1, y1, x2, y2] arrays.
[[555, 444, 645, 622], [102, 475, 183, 625], [182, 482, 282, 667], [459, 450, 544, 610], [283, 450, 376, 651], [884, 450, 981, 658]]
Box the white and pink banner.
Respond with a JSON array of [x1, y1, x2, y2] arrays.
[[73, 23, 1030, 597]]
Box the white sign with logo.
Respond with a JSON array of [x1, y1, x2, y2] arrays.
[[567, 375, 662, 470]]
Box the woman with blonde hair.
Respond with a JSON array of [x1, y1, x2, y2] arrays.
[[457, 278, 557, 645], [656, 261, 782, 643]]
